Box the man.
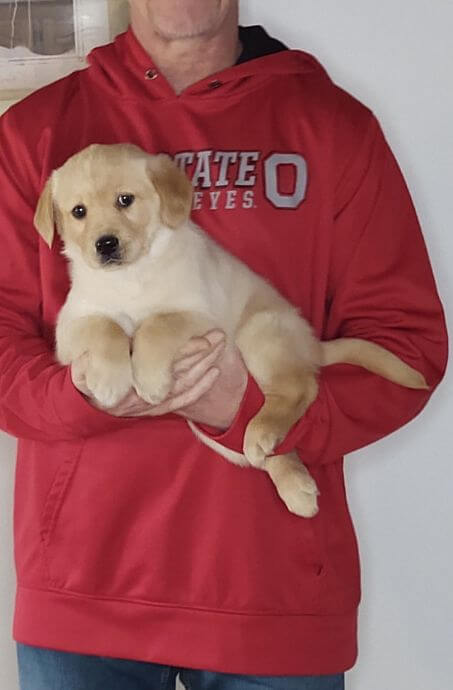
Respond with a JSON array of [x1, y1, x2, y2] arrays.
[[0, 1, 447, 688]]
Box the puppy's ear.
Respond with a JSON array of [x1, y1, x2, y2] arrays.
[[147, 154, 193, 229], [34, 176, 56, 248]]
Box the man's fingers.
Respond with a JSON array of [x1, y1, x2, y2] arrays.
[[173, 338, 225, 377], [173, 349, 210, 374], [176, 337, 211, 358], [201, 330, 225, 345], [173, 341, 225, 392], [175, 330, 225, 361]]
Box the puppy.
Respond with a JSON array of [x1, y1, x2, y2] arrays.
[[34, 144, 428, 517]]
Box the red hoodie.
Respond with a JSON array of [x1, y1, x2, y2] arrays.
[[0, 27, 447, 675]]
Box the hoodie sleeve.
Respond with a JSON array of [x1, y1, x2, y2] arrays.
[[197, 113, 448, 464], [0, 108, 132, 442]]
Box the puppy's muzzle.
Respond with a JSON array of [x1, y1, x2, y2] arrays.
[[95, 234, 121, 264]]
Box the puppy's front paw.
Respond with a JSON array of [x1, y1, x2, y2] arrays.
[[132, 353, 173, 405], [85, 354, 133, 408]]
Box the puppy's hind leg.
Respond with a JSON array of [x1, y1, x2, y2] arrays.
[[236, 306, 320, 468]]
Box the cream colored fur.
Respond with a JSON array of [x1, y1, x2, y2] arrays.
[[34, 144, 428, 518]]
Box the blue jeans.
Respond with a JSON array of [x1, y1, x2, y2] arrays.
[[17, 644, 345, 689]]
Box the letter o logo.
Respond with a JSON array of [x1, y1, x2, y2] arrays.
[[264, 154, 308, 209]]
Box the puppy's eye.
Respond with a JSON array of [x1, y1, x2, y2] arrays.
[[72, 205, 87, 219], [116, 194, 135, 209]]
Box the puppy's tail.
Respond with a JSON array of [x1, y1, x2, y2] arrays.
[[320, 338, 429, 390]]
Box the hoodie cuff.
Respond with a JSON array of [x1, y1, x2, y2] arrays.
[[53, 367, 133, 438], [195, 375, 328, 463], [194, 374, 265, 454], [272, 384, 328, 461]]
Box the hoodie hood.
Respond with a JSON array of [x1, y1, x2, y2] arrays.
[[86, 25, 326, 102], [237, 24, 288, 64]]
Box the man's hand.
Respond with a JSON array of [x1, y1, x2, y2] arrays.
[[174, 331, 248, 428], [71, 330, 248, 429]]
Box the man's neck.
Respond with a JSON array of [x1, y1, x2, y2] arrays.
[[131, 18, 241, 94]]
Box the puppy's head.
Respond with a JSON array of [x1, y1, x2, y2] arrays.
[[34, 144, 193, 269]]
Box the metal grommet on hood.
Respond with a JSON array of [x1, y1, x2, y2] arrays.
[[208, 79, 222, 90], [145, 68, 158, 80]]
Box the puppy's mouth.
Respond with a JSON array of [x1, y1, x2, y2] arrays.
[[99, 254, 123, 268]]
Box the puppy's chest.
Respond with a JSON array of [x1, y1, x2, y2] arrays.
[[68, 270, 215, 337]]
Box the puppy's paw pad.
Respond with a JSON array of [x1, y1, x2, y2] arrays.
[[134, 386, 169, 405], [91, 387, 125, 408], [85, 360, 132, 408], [286, 492, 319, 518], [133, 370, 172, 405]]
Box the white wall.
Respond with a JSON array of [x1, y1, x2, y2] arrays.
[[239, 2, 452, 689], [1, 2, 452, 689]]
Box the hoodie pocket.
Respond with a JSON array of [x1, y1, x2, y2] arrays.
[[40, 440, 86, 587], [38, 426, 180, 598]]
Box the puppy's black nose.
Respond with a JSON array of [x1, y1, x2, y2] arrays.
[[95, 235, 119, 258]]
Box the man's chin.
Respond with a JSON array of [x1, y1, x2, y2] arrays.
[[154, 22, 222, 41], [152, 0, 227, 41]]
